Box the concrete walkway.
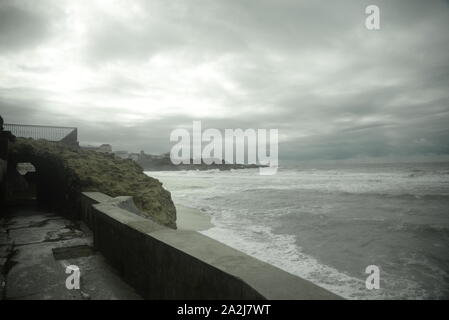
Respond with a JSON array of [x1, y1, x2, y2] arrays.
[[0, 206, 141, 300]]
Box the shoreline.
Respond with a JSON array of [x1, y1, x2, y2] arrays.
[[175, 204, 214, 231]]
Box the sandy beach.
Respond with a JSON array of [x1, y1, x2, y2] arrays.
[[176, 204, 213, 231]]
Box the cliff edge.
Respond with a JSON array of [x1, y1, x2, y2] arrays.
[[7, 138, 177, 228]]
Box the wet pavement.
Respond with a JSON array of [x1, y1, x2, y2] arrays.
[[0, 206, 141, 300]]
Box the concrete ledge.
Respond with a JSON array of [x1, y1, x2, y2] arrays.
[[81, 192, 342, 300], [80, 192, 113, 229]]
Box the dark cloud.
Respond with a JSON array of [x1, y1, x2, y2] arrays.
[[0, 1, 55, 53], [0, 0, 448, 161]]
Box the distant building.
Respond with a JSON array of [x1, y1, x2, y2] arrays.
[[81, 143, 112, 153], [138, 151, 167, 161]]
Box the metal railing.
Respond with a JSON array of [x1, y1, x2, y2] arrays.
[[3, 123, 78, 145]]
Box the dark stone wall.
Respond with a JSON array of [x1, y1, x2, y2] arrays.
[[6, 141, 78, 216], [0, 130, 15, 210], [0, 158, 6, 210]]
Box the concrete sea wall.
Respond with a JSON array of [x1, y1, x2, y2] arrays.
[[80, 192, 342, 300]]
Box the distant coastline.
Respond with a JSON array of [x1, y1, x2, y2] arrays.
[[79, 146, 268, 171], [135, 152, 266, 171], [142, 161, 265, 171]]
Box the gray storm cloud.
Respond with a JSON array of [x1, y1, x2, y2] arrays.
[[0, 0, 448, 161]]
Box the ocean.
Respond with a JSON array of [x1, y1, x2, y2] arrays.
[[147, 162, 449, 299]]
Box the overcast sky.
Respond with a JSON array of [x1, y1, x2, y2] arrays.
[[1, 0, 448, 161]]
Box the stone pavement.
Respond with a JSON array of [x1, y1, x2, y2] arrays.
[[0, 206, 141, 300]]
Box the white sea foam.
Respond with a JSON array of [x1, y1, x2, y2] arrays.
[[201, 218, 380, 299], [147, 163, 449, 299], [199, 205, 434, 299]]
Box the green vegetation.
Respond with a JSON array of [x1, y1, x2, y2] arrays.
[[9, 138, 176, 228]]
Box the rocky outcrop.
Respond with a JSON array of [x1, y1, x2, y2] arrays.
[[7, 138, 176, 229]]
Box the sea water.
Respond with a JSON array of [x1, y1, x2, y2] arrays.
[[147, 162, 449, 299]]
